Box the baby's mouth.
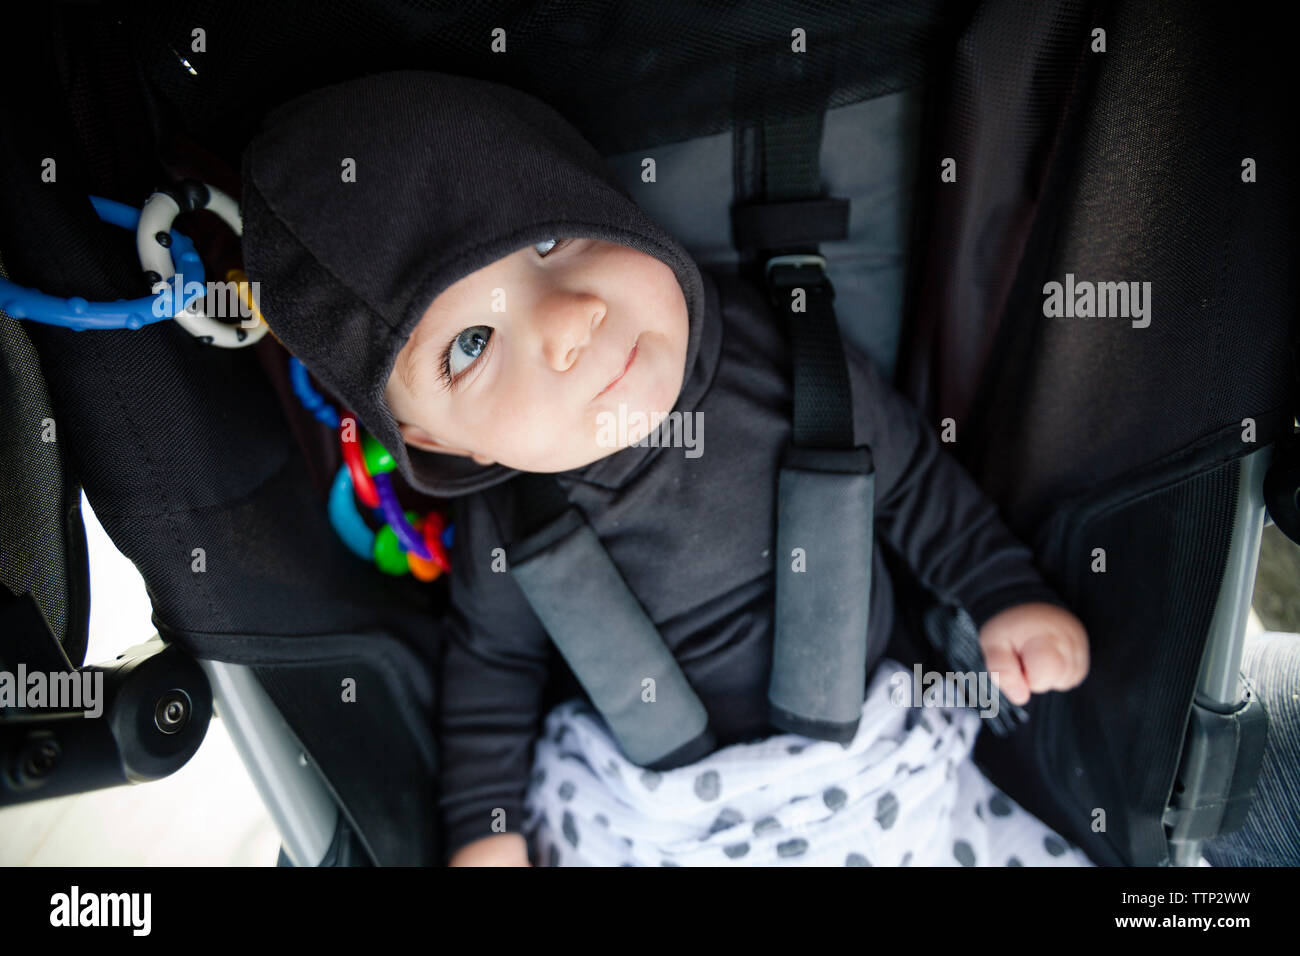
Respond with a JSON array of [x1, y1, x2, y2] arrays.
[[595, 338, 639, 400]]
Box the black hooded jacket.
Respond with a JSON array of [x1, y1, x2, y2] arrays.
[[240, 70, 1067, 864]]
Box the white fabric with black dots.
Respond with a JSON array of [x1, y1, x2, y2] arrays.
[[522, 658, 1095, 867]]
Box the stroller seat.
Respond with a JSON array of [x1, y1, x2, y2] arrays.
[[1, 0, 1295, 867]]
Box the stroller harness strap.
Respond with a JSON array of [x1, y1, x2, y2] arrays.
[[770, 443, 876, 743], [507, 504, 717, 769], [746, 108, 875, 743]]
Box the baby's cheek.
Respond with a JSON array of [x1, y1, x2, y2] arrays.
[[490, 405, 582, 470], [494, 416, 549, 464]]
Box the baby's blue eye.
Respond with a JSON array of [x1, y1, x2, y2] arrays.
[[445, 325, 492, 380], [534, 237, 568, 257]]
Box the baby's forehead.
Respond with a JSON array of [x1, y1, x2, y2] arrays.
[[422, 246, 520, 311]]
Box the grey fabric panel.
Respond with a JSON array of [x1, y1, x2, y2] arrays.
[[770, 453, 876, 731], [509, 514, 709, 766], [605, 87, 924, 380], [0, 308, 81, 663]]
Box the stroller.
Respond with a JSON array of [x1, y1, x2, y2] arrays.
[[1, 0, 1295, 867]]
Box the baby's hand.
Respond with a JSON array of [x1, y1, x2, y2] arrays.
[[977, 602, 1090, 706], [448, 832, 532, 867]]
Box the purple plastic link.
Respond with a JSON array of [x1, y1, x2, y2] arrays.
[[372, 472, 432, 561]]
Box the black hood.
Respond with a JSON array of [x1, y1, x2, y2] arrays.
[[240, 69, 718, 497]]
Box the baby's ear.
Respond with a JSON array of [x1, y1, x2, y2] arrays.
[[397, 421, 495, 466]]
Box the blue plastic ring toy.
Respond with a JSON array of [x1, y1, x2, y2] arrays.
[[328, 465, 377, 561], [0, 195, 205, 330], [289, 356, 341, 429]]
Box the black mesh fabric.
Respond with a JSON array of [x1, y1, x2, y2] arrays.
[[898, 0, 1296, 865], [129, 0, 977, 161], [902, 0, 1098, 440], [912, 0, 1295, 528], [979, 459, 1239, 865]]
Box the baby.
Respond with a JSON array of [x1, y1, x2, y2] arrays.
[[241, 70, 1090, 867]]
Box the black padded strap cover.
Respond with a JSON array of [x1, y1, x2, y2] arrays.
[[508, 505, 715, 768]]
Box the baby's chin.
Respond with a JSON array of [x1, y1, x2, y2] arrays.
[[493, 358, 688, 474], [496, 443, 622, 474], [493, 413, 672, 473]]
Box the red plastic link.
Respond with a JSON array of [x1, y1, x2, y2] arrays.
[[422, 512, 452, 573], [339, 413, 380, 509]]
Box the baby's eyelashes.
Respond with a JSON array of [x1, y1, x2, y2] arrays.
[[442, 325, 493, 388], [535, 237, 573, 258]]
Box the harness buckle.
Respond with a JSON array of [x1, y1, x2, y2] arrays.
[[763, 254, 833, 308]]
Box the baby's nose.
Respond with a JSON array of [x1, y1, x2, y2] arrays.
[[541, 294, 605, 371]]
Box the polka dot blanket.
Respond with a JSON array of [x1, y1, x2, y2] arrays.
[[522, 658, 1095, 867]]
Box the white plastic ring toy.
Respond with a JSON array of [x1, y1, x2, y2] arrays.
[[136, 181, 269, 348]]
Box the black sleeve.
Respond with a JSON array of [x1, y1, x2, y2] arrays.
[[436, 489, 553, 864], [845, 346, 1069, 629]]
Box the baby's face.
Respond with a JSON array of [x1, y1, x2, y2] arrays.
[[385, 238, 689, 473]]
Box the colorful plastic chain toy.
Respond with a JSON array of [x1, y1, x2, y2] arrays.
[[289, 356, 453, 579], [0, 184, 443, 576]]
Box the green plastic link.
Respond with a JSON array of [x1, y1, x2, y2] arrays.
[[373, 524, 409, 575], [361, 433, 396, 475]]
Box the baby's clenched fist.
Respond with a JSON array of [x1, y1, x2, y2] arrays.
[[977, 602, 1090, 707]]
